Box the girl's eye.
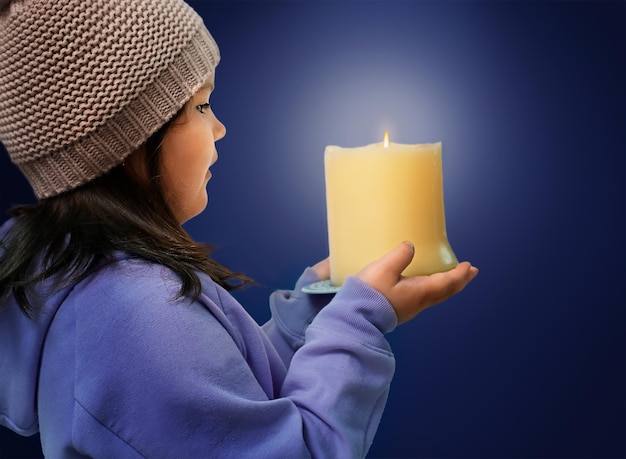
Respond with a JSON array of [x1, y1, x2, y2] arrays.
[[195, 102, 211, 114]]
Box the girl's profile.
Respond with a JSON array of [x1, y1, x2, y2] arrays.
[[0, 0, 477, 457]]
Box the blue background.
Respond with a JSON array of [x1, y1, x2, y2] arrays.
[[1, 1, 624, 458]]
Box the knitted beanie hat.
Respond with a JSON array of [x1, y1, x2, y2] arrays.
[[0, 0, 220, 198]]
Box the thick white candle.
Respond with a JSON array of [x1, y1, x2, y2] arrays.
[[324, 132, 458, 286]]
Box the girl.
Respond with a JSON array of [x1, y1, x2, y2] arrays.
[[0, 0, 477, 457]]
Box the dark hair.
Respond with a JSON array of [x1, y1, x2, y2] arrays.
[[0, 109, 251, 317]]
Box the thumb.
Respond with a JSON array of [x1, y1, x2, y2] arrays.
[[381, 241, 415, 277], [359, 241, 415, 282]]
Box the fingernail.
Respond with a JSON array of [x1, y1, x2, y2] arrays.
[[403, 241, 414, 253]]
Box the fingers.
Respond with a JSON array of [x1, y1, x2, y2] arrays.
[[311, 258, 330, 280], [389, 261, 478, 324], [413, 262, 478, 308]]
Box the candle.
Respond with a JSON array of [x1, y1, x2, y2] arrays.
[[324, 131, 458, 286]]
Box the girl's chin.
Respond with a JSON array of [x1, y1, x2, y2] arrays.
[[174, 194, 209, 224]]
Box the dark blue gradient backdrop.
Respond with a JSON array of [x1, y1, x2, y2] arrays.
[[1, 1, 624, 458]]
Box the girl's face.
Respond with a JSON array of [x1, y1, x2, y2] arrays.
[[159, 79, 225, 224]]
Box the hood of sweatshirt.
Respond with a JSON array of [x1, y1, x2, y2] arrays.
[[0, 219, 73, 435]]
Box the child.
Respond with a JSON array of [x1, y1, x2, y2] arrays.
[[0, 0, 477, 457]]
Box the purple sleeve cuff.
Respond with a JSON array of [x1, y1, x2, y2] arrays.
[[308, 276, 398, 350]]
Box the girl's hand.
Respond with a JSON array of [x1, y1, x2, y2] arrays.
[[356, 242, 478, 325]]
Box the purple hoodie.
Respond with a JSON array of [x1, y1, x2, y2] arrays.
[[0, 219, 397, 458]]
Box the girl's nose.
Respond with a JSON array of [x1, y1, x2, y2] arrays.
[[213, 116, 226, 141]]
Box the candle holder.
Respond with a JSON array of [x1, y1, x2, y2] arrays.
[[303, 132, 458, 294]]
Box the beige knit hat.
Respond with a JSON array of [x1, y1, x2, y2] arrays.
[[0, 0, 220, 198]]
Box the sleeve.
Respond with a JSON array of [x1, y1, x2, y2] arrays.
[[70, 267, 397, 459], [262, 267, 335, 367], [281, 276, 398, 457]]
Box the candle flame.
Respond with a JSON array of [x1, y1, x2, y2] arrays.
[[383, 130, 390, 148]]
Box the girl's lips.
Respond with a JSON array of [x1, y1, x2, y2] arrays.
[[206, 151, 217, 179]]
